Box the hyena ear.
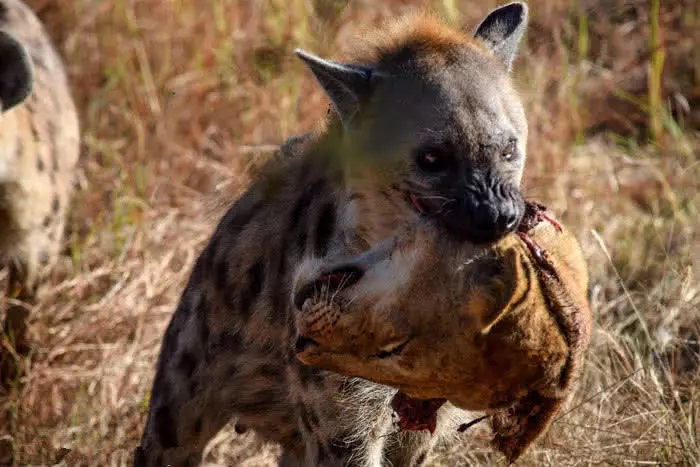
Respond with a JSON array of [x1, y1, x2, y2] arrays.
[[0, 31, 33, 112], [295, 48, 374, 127], [473, 2, 529, 71]]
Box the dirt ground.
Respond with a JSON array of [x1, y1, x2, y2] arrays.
[[1, 0, 699, 465]]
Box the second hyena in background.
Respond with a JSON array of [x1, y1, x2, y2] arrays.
[[136, 3, 531, 466], [0, 0, 80, 379]]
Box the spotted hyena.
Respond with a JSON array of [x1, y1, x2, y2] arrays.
[[294, 201, 592, 463], [0, 0, 80, 377], [136, 3, 531, 466]]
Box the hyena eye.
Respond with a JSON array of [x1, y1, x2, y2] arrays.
[[502, 140, 518, 161], [415, 148, 450, 173]]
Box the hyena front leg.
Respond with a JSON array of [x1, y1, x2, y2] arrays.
[[135, 284, 297, 467], [134, 290, 227, 467]]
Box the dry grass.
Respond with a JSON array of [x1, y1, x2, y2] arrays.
[[1, 0, 698, 465]]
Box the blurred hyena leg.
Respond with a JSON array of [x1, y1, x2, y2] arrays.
[[4, 257, 37, 352], [1, 257, 38, 386], [3, 219, 61, 351], [135, 293, 298, 467], [134, 300, 236, 466]]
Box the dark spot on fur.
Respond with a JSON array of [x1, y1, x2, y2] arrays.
[[268, 253, 288, 324], [300, 405, 320, 434], [52, 197, 60, 213], [30, 121, 40, 142], [207, 331, 241, 363], [193, 417, 203, 435], [257, 363, 280, 379], [234, 423, 247, 434], [42, 215, 51, 228], [225, 363, 238, 380], [317, 444, 329, 463], [37, 156, 45, 172], [154, 406, 178, 448], [177, 351, 197, 378], [298, 364, 325, 388], [239, 261, 264, 317], [313, 202, 336, 256], [284, 431, 303, 447], [289, 179, 324, 231], [308, 408, 320, 427], [24, 96, 35, 113], [48, 121, 59, 170], [39, 250, 49, 265], [31, 51, 47, 71], [218, 331, 241, 350], [415, 452, 427, 465], [0, 4, 7, 23], [235, 388, 284, 415]]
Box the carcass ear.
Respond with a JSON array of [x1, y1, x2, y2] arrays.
[[295, 48, 375, 127], [0, 31, 33, 112], [491, 391, 563, 463], [473, 2, 528, 71]]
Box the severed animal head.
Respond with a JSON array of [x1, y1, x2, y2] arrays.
[[291, 202, 592, 462], [296, 3, 530, 244]]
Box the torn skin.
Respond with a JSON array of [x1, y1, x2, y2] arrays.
[[390, 392, 447, 434], [517, 201, 563, 276]]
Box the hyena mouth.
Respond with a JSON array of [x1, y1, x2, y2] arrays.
[[407, 192, 427, 215], [391, 392, 447, 435], [293, 265, 364, 310]]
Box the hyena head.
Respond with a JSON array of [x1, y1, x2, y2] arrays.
[[297, 3, 529, 244], [0, 31, 33, 112]]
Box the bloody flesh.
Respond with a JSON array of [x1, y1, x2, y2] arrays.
[[518, 201, 562, 275], [390, 392, 446, 434]]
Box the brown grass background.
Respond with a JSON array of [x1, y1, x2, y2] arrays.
[[1, 0, 698, 465]]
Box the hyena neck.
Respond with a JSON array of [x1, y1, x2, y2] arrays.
[[274, 124, 417, 254]]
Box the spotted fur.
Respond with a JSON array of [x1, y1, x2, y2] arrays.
[[136, 4, 531, 466], [0, 0, 80, 371]]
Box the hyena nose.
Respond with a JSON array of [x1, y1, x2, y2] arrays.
[[459, 197, 522, 244], [501, 205, 521, 231]]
